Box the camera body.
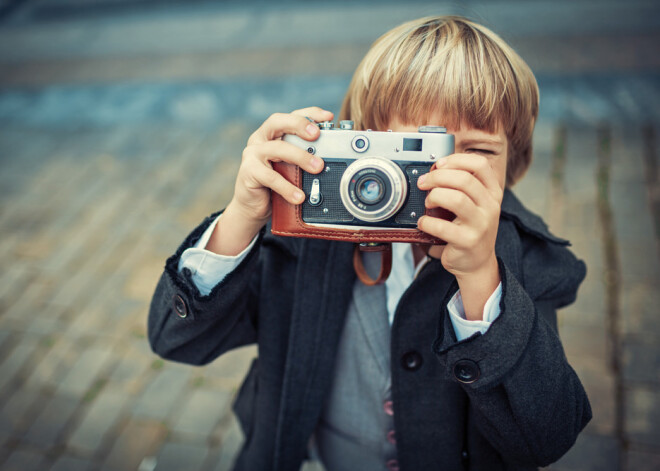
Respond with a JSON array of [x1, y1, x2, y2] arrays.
[[279, 121, 454, 236]]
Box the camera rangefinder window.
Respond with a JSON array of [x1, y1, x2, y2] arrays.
[[403, 138, 423, 151], [351, 135, 370, 153]]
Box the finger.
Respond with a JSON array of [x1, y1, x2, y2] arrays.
[[291, 106, 334, 122], [425, 187, 479, 222], [249, 164, 306, 205], [245, 140, 325, 174], [433, 154, 503, 199], [417, 215, 466, 246], [417, 168, 491, 207], [249, 112, 324, 145]]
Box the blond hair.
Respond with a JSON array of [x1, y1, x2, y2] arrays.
[[339, 16, 539, 186]]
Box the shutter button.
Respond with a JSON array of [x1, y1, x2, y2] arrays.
[[453, 359, 480, 383], [172, 294, 188, 318]]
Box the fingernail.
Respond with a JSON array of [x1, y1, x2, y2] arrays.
[[306, 123, 318, 136], [417, 174, 426, 186], [436, 157, 447, 167], [310, 156, 323, 170], [294, 190, 305, 203]]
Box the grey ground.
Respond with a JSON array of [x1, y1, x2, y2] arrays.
[[0, 1, 658, 470]]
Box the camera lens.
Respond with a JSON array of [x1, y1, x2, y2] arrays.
[[356, 176, 384, 205], [339, 157, 408, 223]]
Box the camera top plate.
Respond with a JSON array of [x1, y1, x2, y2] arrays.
[[283, 125, 454, 163]]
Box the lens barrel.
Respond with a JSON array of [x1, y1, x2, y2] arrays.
[[340, 157, 407, 222], [355, 175, 385, 205]]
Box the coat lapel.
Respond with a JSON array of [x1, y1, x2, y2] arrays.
[[273, 238, 356, 470]]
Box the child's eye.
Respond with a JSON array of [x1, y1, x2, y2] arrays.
[[467, 148, 495, 155]]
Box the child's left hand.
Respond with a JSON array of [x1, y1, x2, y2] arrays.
[[416, 153, 503, 318]]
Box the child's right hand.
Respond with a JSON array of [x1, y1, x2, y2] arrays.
[[205, 107, 334, 256]]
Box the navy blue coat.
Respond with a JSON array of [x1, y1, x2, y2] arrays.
[[148, 190, 591, 471]]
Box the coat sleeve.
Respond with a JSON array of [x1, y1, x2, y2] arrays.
[[433, 240, 591, 467], [147, 212, 264, 366]]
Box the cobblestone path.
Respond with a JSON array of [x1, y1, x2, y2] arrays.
[[0, 1, 658, 470]]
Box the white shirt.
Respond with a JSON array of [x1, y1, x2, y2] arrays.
[[178, 215, 501, 341]]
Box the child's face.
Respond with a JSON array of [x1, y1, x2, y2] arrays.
[[386, 118, 508, 190]]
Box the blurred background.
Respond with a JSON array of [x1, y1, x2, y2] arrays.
[[0, 0, 658, 470]]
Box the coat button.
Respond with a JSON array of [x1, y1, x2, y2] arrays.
[[401, 350, 423, 371], [453, 359, 480, 383], [172, 294, 188, 318], [383, 400, 394, 416], [387, 429, 396, 445]]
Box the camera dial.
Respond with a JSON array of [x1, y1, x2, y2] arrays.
[[340, 157, 408, 222]]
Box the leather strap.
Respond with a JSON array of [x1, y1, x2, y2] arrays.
[[353, 243, 393, 285]]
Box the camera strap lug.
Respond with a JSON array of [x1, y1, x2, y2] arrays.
[[353, 242, 392, 285]]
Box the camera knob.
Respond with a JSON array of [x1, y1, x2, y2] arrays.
[[418, 125, 447, 133], [319, 121, 335, 130], [340, 120, 354, 130]]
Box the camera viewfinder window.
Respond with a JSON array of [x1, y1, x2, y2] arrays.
[[403, 138, 423, 151]]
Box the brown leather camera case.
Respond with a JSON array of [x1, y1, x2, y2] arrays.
[[271, 162, 450, 244]]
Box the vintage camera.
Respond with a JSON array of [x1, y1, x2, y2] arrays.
[[280, 120, 454, 233]]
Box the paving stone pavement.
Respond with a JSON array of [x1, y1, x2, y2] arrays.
[[0, 1, 659, 470]]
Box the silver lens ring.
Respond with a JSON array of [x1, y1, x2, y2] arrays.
[[339, 157, 408, 222]]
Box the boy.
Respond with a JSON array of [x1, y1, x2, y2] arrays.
[[148, 16, 591, 471]]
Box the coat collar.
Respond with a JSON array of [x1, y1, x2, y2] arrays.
[[501, 189, 569, 246]]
